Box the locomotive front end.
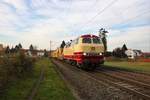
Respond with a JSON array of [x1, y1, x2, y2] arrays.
[[74, 34, 105, 69]]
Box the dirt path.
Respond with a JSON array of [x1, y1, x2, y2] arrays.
[[27, 66, 44, 100]]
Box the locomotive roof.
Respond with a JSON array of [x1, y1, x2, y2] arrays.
[[80, 34, 99, 38]]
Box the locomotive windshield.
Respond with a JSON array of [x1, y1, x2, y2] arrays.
[[93, 37, 101, 44], [82, 37, 102, 44], [82, 37, 92, 43]]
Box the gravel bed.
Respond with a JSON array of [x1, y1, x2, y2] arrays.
[[99, 66, 150, 84], [52, 60, 141, 100], [100, 69, 150, 85]]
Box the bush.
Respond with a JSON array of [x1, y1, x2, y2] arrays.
[[12, 52, 34, 77], [0, 52, 35, 94]]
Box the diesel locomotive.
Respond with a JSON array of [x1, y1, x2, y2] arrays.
[[51, 34, 105, 69]]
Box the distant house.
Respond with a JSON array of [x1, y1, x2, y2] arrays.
[[37, 50, 45, 57], [27, 50, 37, 57], [0, 44, 4, 55], [26, 50, 45, 57], [125, 49, 142, 59]]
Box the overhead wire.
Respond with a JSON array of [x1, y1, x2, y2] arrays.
[[84, 0, 100, 13], [84, 0, 118, 25], [52, 0, 150, 50], [72, 0, 119, 34], [107, 10, 150, 29], [78, 0, 150, 34]]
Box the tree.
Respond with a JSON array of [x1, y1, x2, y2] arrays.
[[112, 47, 123, 57], [122, 44, 127, 51], [99, 28, 108, 52], [44, 49, 48, 57], [60, 40, 66, 48], [29, 44, 34, 51], [10, 47, 15, 53], [122, 44, 128, 57], [112, 44, 128, 58], [5, 46, 10, 54], [15, 45, 20, 52], [18, 43, 22, 49]]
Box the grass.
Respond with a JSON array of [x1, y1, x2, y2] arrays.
[[1, 58, 41, 100], [2, 58, 75, 100], [104, 61, 150, 74], [3, 78, 37, 100], [34, 58, 75, 100]]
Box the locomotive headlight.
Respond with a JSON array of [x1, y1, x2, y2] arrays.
[[99, 53, 102, 55], [83, 52, 87, 55]]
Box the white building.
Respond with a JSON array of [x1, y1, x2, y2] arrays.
[[125, 49, 142, 59], [26, 50, 45, 57], [37, 51, 44, 56]]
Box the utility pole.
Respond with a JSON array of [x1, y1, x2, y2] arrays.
[[50, 40, 51, 57]]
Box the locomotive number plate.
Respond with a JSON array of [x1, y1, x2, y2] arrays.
[[91, 47, 95, 51]]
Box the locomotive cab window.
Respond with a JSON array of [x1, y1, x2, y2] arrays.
[[93, 37, 101, 44], [82, 37, 91, 43]]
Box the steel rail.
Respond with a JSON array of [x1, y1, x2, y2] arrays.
[[96, 70, 150, 89], [52, 59, 150, 100], [87, 72, 150, 100]]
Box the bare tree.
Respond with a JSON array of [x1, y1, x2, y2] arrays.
[[60, 40, 66, 48], [18, 43, 22, 49], [5, 46, 10, 54], [29, 44, 34, 51], [99, 28, 108, 52]]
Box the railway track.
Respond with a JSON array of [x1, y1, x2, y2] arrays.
[[99, 66, 150, 77], [96, 69, 150, 87], [52, 59, 150, 100], [89, 71, 150, 100]]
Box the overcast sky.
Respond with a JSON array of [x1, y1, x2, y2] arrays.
[[0, 0, 150, 51]]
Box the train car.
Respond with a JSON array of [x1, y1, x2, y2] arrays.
[[63, 34, 105, 69], [51, 48, 63, 59], [51, 50, 58, 58]]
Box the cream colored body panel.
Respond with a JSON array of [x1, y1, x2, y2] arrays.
[[63, 46, 74, 55], [63, 37, 104, 56]]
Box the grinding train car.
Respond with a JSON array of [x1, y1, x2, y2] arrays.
[[51, 34, 105, 69]]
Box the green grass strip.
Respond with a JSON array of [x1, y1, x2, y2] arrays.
[[34, 58, 76, 100], [105, 61, 150, 74]]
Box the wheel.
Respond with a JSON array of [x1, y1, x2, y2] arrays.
[[76, 62, 82, 69]]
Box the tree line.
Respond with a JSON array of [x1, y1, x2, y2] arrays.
[[5, 43, 35, 54]]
